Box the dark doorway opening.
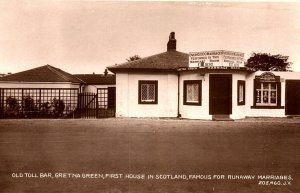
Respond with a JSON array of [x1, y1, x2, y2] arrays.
[[286, 80, 300, 115], [209, 74, 232, 115]]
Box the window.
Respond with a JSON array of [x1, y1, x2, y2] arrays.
[[237, 80, 245, 105], [183, 80, 202, 105], [251, 72, 283, 109], [255, 82, 277, 106], [138, 80, 158, 104]]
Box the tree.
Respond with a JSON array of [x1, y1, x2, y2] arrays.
[[245, 53, 292, 71], [126, 55, 141, 62]]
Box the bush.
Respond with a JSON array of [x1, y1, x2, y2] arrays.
[[22, 96, 37, 118], [52, 98, 65, 117], [40, 102, 52, 117], [23, 96, 35, 111], [5, 97, 20, 117]]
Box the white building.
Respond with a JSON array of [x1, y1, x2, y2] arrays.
[[108, 32, 300, 120]]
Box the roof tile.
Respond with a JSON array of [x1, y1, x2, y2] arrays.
[[0, 65, 83, 83], [74, 74, 115, 85], [108, 51, 189, 72]]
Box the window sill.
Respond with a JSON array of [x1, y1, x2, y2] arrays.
[[138, 102, 158, 105], [251, 106, 284, 109], [183, 102, 201, 106]]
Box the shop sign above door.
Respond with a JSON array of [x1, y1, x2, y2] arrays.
[[189, 50, 245, 68]]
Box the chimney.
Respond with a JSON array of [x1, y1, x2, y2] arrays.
[[167, 32, 176, 51], [104, 69, 108, 76]]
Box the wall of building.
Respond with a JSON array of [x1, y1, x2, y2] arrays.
[[179, 71, 210, 119], [231, 72, 247, 119], [82, 85, 115, 93], [179, 71, 247, 120], [115, 70, 300, 119], [245, 71, 300, 117], [115, 72, 178, 117], [0, 82, 80, 89], [116, 73, 129, 117]]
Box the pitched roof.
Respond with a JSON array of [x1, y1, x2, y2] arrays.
[[107, 50, 189, 73], [74, 74, 115, 85], [0, 65, 82, 83]]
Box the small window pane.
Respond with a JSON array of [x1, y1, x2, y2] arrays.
[[141, 84, 148, 101], [270, 83, 277, 90], [141, 84, 155, 101], [238, 84, 244, 103], [139, 81, 157, 104], [256, 90, 261, 103], [255, 82, 278, 106], [270, 91, 277, 103], [237, 80, 245, 105], [147, 84, 155, 100], [184, 80, 201, 105], [186, 83, 199, 102], [262, 91, 269, 103]]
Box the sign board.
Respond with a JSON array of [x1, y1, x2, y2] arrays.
[[189, 50, 245, 68], [255, 72, 280, 82]]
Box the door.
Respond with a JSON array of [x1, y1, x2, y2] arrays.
[[286, 80, 300, 115], [209, 74, 232, 115], [97, 87, 116, 118], [107, 87, 116, 110]]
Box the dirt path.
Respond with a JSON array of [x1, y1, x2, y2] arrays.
[[0, 118, 299, 192]]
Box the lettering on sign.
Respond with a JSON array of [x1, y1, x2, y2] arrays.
[[177, 66, 242, 71], [189, 50, 245, 68], [255, 72, 280, 82]]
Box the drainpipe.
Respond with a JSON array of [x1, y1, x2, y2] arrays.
[[79, 84, 83, 93], [177, 72, 181, 118]]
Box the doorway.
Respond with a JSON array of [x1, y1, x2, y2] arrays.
[[209, 74, 232, 115], [286, 80, 300, 115]]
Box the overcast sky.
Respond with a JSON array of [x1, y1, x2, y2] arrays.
[[0, 1, 300, 74]]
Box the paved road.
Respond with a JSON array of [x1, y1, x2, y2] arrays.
[[0, 118, 299, 193]]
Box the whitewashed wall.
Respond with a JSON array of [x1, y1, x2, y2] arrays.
[[179, 71, 247, 120], [0, 82, 80, 89], [245, 71, 300, 117], [115, 72, 178, 117], [179, 72, 210, 120], [115, 70, 300, 119], [231, 73, 247, 119]]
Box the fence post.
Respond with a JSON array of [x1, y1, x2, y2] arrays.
[[39, 89, 41, 117], [21, 89, 24, 117], [77, 93, 81, 118], [0, 89, 2, 119], [96, 92, 99, 118]]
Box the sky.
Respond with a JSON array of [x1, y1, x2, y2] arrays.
[[0, 1, 300, 74]]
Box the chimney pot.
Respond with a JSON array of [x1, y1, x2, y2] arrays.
[[104, 69, 108, 76], [167, 32, 176, 51]]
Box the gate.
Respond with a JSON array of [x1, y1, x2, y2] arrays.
[[77, 92, 98, 118], [77, 87, 115, 118]]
